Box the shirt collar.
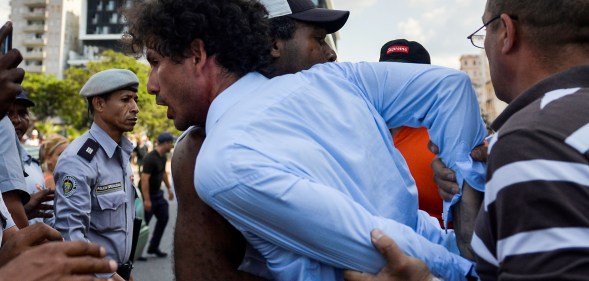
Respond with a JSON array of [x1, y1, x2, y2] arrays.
[[491, 64, 589, 131], [205, 72, 269, 136], [89, 123, 134, 157], [18, 143, 35, 165]]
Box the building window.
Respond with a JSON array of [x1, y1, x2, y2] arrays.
[[110, 13, 118, 24]]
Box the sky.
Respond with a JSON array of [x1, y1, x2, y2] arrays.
[[0, 0, 487, 69], [335, 0, 487, 69]]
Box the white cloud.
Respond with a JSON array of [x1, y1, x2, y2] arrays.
[[334, 0, 378, 12], [397, 18, 428, 43], [422, 7, 448, 23], [408, 0, 436, 8]]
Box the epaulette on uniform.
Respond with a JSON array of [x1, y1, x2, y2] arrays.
[[77, 138, 99, 162]]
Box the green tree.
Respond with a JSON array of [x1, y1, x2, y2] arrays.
[[23, 50, 178, 140]]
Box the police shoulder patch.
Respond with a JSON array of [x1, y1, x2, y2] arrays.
[[62, 176, 77, 197], [77, 138, 99, 162]]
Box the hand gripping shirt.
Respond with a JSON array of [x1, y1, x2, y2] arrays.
[[195, 62, 487, 281], [54, 123, 135, 269]]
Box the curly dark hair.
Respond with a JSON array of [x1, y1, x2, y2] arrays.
[[270, 16, 297, 41], [123, 0, 272, 77]]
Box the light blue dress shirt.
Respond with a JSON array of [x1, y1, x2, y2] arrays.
[[196, 62, 486, 281], [54, 123, 135, 273]]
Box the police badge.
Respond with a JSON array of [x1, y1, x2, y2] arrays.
[[62, 176, 77, 197]]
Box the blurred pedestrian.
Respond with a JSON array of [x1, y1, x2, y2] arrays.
[[138, 132, 174, 260]]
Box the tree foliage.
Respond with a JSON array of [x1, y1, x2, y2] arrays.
[[22, 50, 179, 140]]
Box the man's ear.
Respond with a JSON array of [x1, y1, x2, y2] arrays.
[[92, 96, 105, 112], [500, 13, 517, 54], [270, 38, 285, 59], [190, 39, 207, 68]]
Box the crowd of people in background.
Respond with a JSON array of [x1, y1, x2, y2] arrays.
[[0, 0, 588, 280]]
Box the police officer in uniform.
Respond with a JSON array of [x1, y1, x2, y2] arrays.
[[54, 68, 139, 281]]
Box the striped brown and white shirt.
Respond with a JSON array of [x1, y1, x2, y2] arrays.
[[473, 65, 589, 280]]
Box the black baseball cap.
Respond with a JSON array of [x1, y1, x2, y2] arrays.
[[157, 132, 175, 143], [15, 91, 35, 107], [273, 0, 350, 34], [379, 39, 431, 64]]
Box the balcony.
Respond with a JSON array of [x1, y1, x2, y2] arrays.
[[22, 64, 45, 73], [23, 50, 46, 60], [23, 11, 48, 20], [24, 24, 47, 33], [23, 38, 47, 46], [23, 0, 48, 7]]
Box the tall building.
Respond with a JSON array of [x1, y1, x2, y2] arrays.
[[10, 0, 80, 79], [68, 0, 130, 66], [460, 53, 507, 126]]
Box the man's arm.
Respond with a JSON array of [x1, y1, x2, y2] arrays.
[[344, 229, 435, 281], [197, 155, 473, 281], [451, 182, 482, 261], [429, 142, 486, 259], [172, 128, 263, 281], [2, 191, 28, 229], [162, 169, 174, 201], [140, 173, 151, 212], [53, 156, 93, 244]]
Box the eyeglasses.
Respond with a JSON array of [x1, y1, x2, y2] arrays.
[[467, 15, 518, 49], [467, 15, 500, 49]]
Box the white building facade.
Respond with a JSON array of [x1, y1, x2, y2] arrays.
[[10, 0, 80, 79]]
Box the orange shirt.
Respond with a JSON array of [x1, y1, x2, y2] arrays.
[[393, 126, 443, 227]]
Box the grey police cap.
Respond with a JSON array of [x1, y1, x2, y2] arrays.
[[80, 69, 139, 98]]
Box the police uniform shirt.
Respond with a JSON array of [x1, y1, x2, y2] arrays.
[[0, 116, 30, 203], [54, 123, 135, 266], [0, 116, 21, 233], [18, 143, 47, 225]]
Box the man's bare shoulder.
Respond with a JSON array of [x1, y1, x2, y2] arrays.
[[172, 127, 205, 168]]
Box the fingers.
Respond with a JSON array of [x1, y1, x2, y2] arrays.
[[370, 229, 404, 267], [23, 223, 63, 244], [61, 277, 114, 281], [68, 257, 118, 275], [470, 143, 488, 162], [431, 158, 458, 201], [31, 210, 54, 219], [343, 270, 372, 281], [0, 50, 24, 69], [35, 203, 54, 211], [435, 176, 459, 201], [0, 22, 12, 51], [56, 241, 107, 258], [35, 189, 55, 201], [427, 141, 439, 155]]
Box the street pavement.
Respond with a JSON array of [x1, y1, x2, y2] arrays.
[[133, 199, 177, 281]]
